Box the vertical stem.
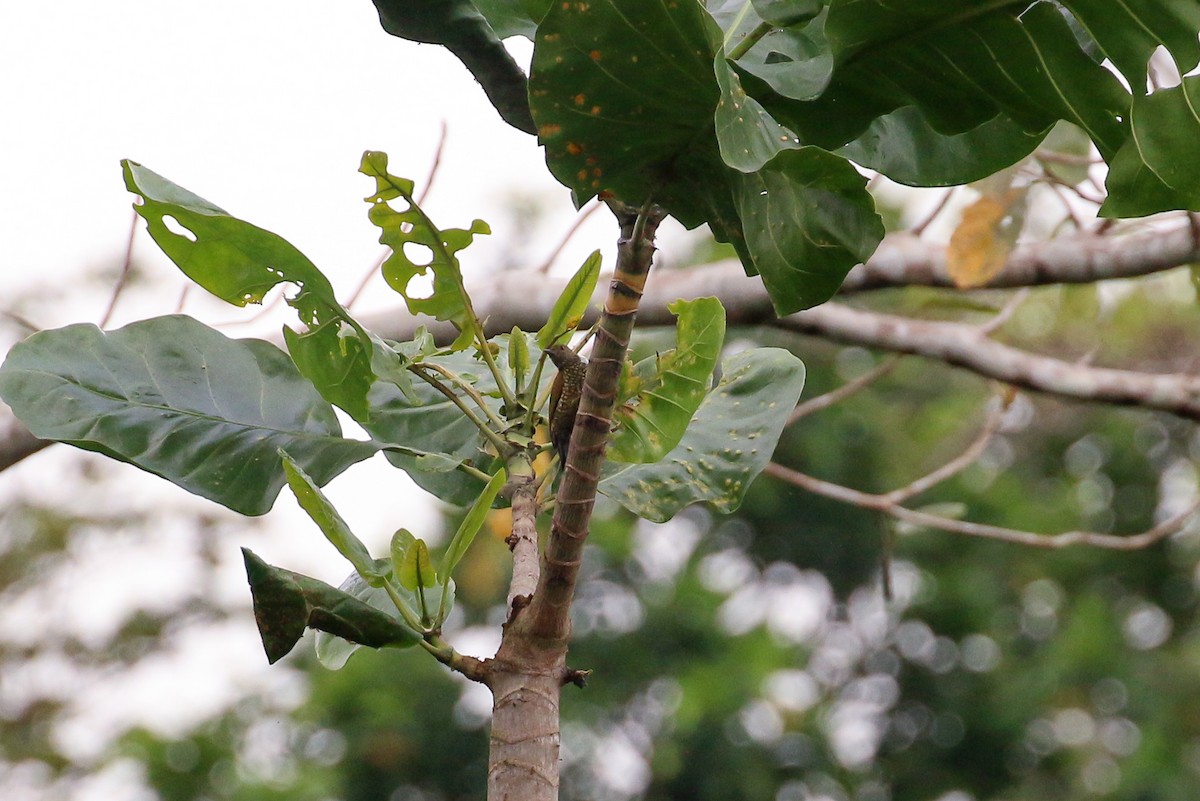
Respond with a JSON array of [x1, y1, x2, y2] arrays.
[[484, 200, 665, 801]]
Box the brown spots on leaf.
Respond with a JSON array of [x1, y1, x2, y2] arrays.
[[566, 141, 583, 156], [590, 105, 602, 115], [592, 167, 603, 178], [577, 168, 589, 182], [574, 93, 586, 106], [589, 50, 602, 61], [539, 123, 563, 138]]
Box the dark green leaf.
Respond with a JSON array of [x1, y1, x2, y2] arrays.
[[314, 566, 406, 670], [1061, 0, 1200, 92], [600, 347, 806, 523], [609, 298, 727, 464], [243, 549, 420, 665], [362, 349, 502, 506], [370, 0, 537, 133], [752, 0, 823, 27], [0, 316, 376, 516], [837, 108, 1049, 187], [529, 0, 721, 207], [734, 147, 884, 314], [1101, 76, 1200, 217]]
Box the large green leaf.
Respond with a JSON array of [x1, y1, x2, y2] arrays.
[[756, 2, 1129, 160], [714, 56, 800, 173], [1101, 76, 1200, 218], [837, 107, 1049, 187], [529, 0, 722, 208], [243, 550, 420, 665], [600, 347, 805, 523], [361, 151, 489, 352], [362, 348, 502, 506], [1060, 0, 1200, 92], [608, 298, 727, 464], [0, 316, 375, 516], [734, 147, 885, 314], [370, 0, 537, 133], [122, 160, 375, 421]]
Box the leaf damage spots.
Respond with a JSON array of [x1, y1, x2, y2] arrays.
[[566, 141, 584, 156], [589, 50, 602, 61], [591, 105, 602, 115], [574, 93, 586, 106], [539, 123, 563, 139]]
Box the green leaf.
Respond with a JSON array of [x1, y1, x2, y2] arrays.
[[0, 316, 376, 516], [361, 151, 489, 352], [714, 56, 800, 173], [280, 451, 384, 585], [837, 108, 1049, 187], [608, 298, 727, 464], [370, 0, 537, 133], [719, 6, 833, 102], [600, 347, 806, 523], [536, 250, 601, 349], [122, 160, 375, 421], [1100, 76, 1200, 218], [734, 148, 884, 314], [752, 0, 823, 27], [314, 566, 406, 670], [508, 327, 530, 390], [243, 549, 420, 665], [441, 468, 507, 582], [1060, 0, 1200, 93], [390, 528, 418, 581], [399, 539, 437, 591], [529, 0, 721, 207], [362, 348, 504, 506]]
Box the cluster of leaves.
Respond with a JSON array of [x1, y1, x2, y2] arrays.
[[0, 155, 802, 666], [375, 0, 1200, 314]]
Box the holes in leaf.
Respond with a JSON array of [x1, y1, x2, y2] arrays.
[[162, 215, 197, 242], [402, 242, 434, 267], [403, 271, 435, 300]]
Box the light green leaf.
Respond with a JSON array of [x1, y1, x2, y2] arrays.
[[715, 56, 800, 173], [536, 250, 602, 349], [361, 151, 489, 352], [314, 565, 412, 670], [441, 468, 508, 583], [399, 539, 437, 591], [600, 348, 805, 523], [509, 326, 530, 390], [0, 316, 376, 516], [609, 298, 727, 464], [280, 451, 383, 585]]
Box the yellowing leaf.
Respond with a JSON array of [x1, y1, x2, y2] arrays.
[[946, 189, 1027, 289]]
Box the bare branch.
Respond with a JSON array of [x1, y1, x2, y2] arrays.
[[764, 461, 1200, 550], [776, 303, 1200, 420], [99, 209, 139, 328], [788, 356, 901, 424]]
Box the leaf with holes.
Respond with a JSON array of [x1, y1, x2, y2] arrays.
[[122, 160, 375, 421], [600, 347, 805, 523], [0, 316, 376, 516], [361, 151, 489, 352]]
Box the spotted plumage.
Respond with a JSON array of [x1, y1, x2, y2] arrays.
[[544, 345, 586, 464]]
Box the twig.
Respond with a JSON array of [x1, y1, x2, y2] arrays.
[[910, 187, 956, 237], [99, 209, 139, 328], [788, 356, 900, 424], [765, 461, 1200, 550]]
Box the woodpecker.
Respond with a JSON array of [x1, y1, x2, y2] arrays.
[[544, 345, 586, 464]]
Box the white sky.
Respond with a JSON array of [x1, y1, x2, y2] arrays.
[[0, 2, 654, 789]]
